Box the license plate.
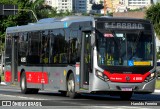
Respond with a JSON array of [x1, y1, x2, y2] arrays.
[[121, 87, 132, 91]]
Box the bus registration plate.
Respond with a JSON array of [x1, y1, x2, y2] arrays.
[[121, 87, 132, 91]]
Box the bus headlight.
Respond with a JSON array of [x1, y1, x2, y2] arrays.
[[145, 73, 155, 82], [96, 71, 103, 77], [96, 70, 109, 82]]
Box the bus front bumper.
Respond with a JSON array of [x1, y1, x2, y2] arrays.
[[91, 77, 156, 93]]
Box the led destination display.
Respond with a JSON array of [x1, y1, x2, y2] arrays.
[[96, 21, 151, 30]]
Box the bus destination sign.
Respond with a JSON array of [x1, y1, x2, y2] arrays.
[[104, 22, 144, 29], [96, 21, 150, 30]]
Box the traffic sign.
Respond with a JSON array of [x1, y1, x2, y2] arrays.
[[0, 4, 18, 15]]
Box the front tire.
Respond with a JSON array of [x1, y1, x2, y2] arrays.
[[67, 73, 78, 98], [20, 72, 30, 94]]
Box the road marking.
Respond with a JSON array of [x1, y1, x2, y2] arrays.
[[0, 94, 48, 100], [93, 106, 151, 109], [154, 90, 160, 93]]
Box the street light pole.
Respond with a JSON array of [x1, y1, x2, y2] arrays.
[[3, 9, 38, 22]]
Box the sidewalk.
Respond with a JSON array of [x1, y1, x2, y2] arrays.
[[0, 82, 7, 85], [154, 89, 160, 93]]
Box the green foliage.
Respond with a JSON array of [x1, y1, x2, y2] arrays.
[[92, 3, 104, 10], [146, 3, 160, 39], [0, 0, 17, 5], [100, 0, 103, 4], [157, 52, 160, 60], [157, 47, 160, 60], [0, 0, 73, 53], [156, 80, 160, 89], [0, 75, 4, 82]]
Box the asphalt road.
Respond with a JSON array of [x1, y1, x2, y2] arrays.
[[0, 85, 160, 109]]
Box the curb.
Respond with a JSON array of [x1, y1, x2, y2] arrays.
[[0, 82, 7, 86], [154, 90, 160, 93]]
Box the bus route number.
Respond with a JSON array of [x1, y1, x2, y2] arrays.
[[105, 22, 144, 29], [133, 77, 142, 81]]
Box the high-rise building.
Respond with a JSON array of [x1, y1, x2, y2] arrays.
[[45, 0, 73, 12], [115, 0, 152, 12], [73, 0, 93, 13], [124, 0, 152, 9]]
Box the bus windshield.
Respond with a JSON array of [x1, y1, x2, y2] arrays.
[[96, 30, 153, 67]]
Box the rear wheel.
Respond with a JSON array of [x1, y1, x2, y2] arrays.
[[20, 72, 30, 94], [120, 92, 133, 100], [67, 73, 78, 98]]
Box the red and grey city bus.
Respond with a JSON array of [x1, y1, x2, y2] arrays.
[[4, 16, 156, 100]]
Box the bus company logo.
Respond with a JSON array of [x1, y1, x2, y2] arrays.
[[126, 76, 130, 81], [2, 101, 11, 106]]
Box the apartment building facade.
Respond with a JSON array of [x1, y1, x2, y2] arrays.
[[121, 0, 152, 10], [42, 0, 153, 13], [45, 0, 73, 12], [73, 0, 93, 13]]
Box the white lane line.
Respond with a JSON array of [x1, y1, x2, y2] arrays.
[[93, 106, 151, 109], [0, 94, 48, 100], [154, 90, 160, 93]]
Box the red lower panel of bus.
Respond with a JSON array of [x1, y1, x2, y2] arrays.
[[5, 71, 48, 84], [104, 71, 150, 83], [19, 72, 48, 84], [5, 71, 12, 82]]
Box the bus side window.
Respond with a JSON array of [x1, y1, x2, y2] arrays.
[[27, 32, 41, 64], [69, 30, 80, 64], [50, 29, 66, 64]]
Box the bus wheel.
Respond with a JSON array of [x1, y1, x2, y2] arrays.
[[20, 73, 30, 94], [67, 73, 77, 98], [120, 92, 132, 100]]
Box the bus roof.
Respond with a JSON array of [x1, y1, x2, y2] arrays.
[[6, 16, 93, 34], [6, 16, 151, 34]]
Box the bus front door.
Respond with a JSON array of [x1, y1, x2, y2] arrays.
[[80, 31, 91, 89]]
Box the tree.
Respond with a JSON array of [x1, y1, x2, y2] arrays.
[[100, 0, 103, 4], [146, 3, 160, 39], [0, 0, 34, 51], [92, 3, 104, 10]]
